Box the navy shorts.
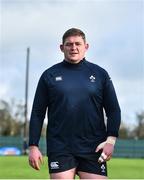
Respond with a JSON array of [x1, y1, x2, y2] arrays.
[[48, 152, 107, 176]]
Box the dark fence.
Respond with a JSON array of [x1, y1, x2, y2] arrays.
[[0, 136, 46, 155], [114, 139, 144, 158], [0, 136, 144, 158]]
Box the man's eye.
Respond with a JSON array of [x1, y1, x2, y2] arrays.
[[65, 43, 71, 46], [75, 43, 81, 46], [65, 43, 82, 46]]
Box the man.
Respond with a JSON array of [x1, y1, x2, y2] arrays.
[[29, 28, 121, 179]]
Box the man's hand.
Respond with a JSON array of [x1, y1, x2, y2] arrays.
[[28, 146, 44, 170], [95, 136, 116, 163]]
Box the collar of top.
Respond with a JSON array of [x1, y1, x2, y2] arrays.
[[63, 58, 86, 68]]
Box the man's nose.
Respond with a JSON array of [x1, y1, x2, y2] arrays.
[[71, 44, 77, 50]]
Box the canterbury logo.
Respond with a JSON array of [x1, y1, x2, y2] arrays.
[[55, 76, 62, 81], [50, 161, 59, 169]]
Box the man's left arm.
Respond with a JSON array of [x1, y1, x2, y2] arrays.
[[96, 71, 121, 162], [96, 136, 116, 162]]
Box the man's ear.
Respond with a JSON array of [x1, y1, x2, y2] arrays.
[[85, 43, 89, 50], [60, 44, 64, 52]]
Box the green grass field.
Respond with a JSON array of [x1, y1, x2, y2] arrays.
[[0, 156, 144, 179]]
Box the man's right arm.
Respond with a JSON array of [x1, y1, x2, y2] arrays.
[[29, 146, 44, 170], [28, 73, 49, 169], [29, 73, 48, 147]]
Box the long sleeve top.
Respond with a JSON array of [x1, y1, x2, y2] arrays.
[[29, 59, 121, 155]]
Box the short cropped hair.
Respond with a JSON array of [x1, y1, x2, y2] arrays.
[[62, 28, 86, 44]]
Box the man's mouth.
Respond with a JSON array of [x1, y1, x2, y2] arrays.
[[70, 53, 78, 55]]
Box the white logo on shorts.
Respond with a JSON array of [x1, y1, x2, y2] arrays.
[[101, 164, 105, 173], [50, 161, 59, 169]]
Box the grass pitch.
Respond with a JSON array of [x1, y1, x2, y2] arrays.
[[0, 156, 144, 179]]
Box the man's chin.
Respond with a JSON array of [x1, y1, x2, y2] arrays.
[[67, 58, 82, 64]]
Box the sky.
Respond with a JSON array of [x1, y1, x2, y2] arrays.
[[0, 0, 143, 127]]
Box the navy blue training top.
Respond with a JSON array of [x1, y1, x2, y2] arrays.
[[29, 59, 121, 155]]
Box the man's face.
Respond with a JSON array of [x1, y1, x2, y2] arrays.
[[60, 35, 89, 64]]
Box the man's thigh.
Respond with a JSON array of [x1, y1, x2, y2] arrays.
[[78, 171, 107, 179], [50, 168, 76, 179]]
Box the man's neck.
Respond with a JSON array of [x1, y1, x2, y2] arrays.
[[64, 59, 83, 64]]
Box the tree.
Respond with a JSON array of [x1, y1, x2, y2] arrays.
[[0, 99, 47, 137], [133, 111, 144, 139], [118, 122, 129, 139], [0, 99, 24, 136]]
